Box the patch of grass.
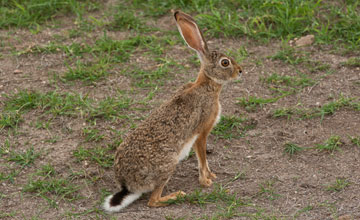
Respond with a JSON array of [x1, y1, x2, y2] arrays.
[[0, 112, 22, 129], [270, 46, 308, 65], [313, 97, 357, 121], [23, 170, 80, 207], [307, 61, 331, 73], [326, 178, 350, 192], [0, 212, 16, 218], [3, 90, 92, 117], [7, 146, 40, 168], [107, 5, 151, 32], [316, 136, 342, 153], [349, 136, 360, 147], [82, 127, 104, 142], [63, 59, 111, 83], [272, 97, 360, 120], [272, 107, 308, 120], [168, 184, 243, 208], [284, 142, 304, 156], [294, 205, 314, 218], [90, 95, 132, 120], [341, 57, 360, 68], [124, 58, 178, 88], [263, 73, 315, 89], [212, 115, 256, 140], [73, 145, 114, 168], [0, 0, 99, 28], [258, 179, 281, 201], [237, 95, 280, 112], [0, 170, 20, 184], [0, 139, 11, 156]]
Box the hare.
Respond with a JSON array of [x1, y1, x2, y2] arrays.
[[103, 10, 243, 212]]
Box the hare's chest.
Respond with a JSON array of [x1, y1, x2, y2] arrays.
[[214, 103, 222, 126], [178, 135, 198, 161]]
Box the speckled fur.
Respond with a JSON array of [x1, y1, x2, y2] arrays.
[[105, 10, 243, 212]]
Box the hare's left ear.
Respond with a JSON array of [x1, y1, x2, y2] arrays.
[[174, 10, 209, 61]]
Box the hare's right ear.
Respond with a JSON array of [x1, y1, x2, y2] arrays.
[[174, 10, 209, 61]]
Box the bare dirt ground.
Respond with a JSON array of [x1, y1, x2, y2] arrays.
[[1, 2, 360, 220]]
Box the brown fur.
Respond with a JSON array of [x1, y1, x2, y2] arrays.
[[106, 10, 243, 211]]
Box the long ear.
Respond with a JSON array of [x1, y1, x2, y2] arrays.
[[174, 10, 209, 60]]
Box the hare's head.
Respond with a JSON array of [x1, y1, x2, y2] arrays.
[[174, 10, 243, 84]]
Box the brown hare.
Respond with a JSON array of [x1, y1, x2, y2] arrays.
[[103, 10, 243, 212]]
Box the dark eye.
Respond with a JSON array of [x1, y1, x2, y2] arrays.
[[221, 59, 230, 67]]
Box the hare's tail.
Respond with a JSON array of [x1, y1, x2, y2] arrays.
[[102, 186, 142, 212]]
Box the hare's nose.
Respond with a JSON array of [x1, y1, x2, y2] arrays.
[[238, 68, 242, 74]]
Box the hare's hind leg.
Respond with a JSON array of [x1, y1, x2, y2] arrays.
[[148, 181, 186, 207], [194, 133, 217, 187]]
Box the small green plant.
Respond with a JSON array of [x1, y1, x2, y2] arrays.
[[326, 178, 350, 192], [90, 95, 132, 120], [0, 112, 22, 129], [0, 139, 11, 156], [63, 59, 111, 82], [284, 142, 303, 156], [341, 57, 360, 67], [258, 179, 281, 201], [107, 6, 149, 32], [0, 0, 98, 28], [316, 136, 342, 153], [0, 170, 20, 183], [73, 146, 114, 168], [212, 116, 256, 140], [23, 172, 80, 207], [269, 46, 307, 65], [83, 127, 104, 142], [349, 136, 360, 147], [8, 147, 40, 168], [237, 96, 279, 112], [263, 73, 315, 89], [168, 184, 243, 208]]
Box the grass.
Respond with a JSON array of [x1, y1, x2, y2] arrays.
[[167, 183, 247, 219], [82, 127, 104, 142], [349, 136, 360, 147], [73, 145, 114, 168], [272, 97, 360, 120], [316, 136, 342, 153], [63, 59, 111, 83], [7, 146, 41, 168], [237, 95, 281, 112], [211, 115, 256, 140], [3, 90, 93, 118], [269, 46, 308, 65], [123, 0, 360, 48], [23, 165, 80, 207], [0, 0, 99, 28], [258, 179, 281, 201], [341, 57, 360, 68], [263, 72, 315, 89], [326, 178, 350, 192], [284, 142, 304, 156], [106, 4, 151, 32], [0, 112, 22, 129], [1, 90, 136, 127], [0, 170, 20, 184]]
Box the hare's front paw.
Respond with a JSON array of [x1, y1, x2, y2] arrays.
[[199, 177, 213, 187], [207, 172, 217, 180]]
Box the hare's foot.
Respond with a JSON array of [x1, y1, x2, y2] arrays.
[[199, 176, 213, 187], [148, 191, 186, 207], [199, 168, 217, 187], [207, 171, 217, 180]]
